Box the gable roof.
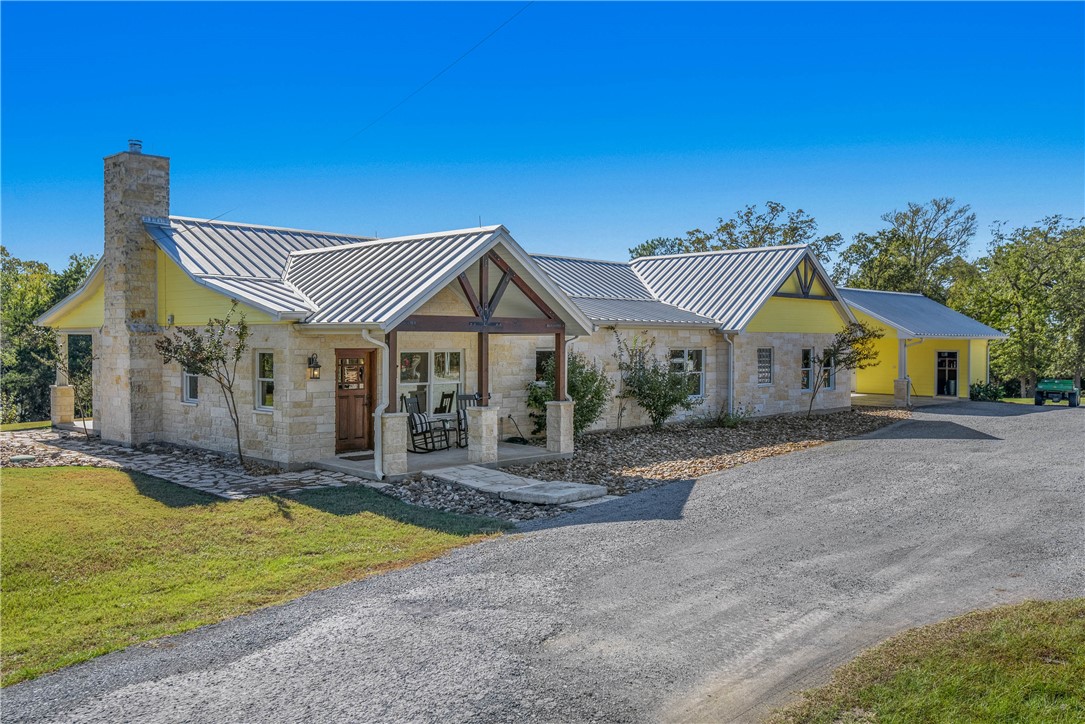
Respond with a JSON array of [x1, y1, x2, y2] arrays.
[[839, 288, 1007, 339]]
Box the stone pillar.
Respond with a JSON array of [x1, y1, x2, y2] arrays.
[[467, 406, 498, 464], [98, 141, 169, 447], [545, 400, 574, 454], [381, 412, 409, 476], [50, 385, 75, 425], [893, 377, 911, 407]]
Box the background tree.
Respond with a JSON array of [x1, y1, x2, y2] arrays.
[[805, 322, 883, 417], [526, 352, 614, 436], [1, 247, 97, 423], [833, 197, 976, 303], [156, 304, 250, 465], [630, 201, 842, 264]]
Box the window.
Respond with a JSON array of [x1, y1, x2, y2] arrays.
[[670, 348, 705, 397], [535, 350, 555, 381], [182, 371, 199, 403], [800, 348, 814, 391], [757, 348, 773, 385], [822, 352, 836, 390], [399, 350, 464, 413], [256, 352, 275, 410]]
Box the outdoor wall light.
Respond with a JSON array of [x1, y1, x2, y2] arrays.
[[307, 353, 321, 380]]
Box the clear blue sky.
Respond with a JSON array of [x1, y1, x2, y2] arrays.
[[2, 1, 1082, 271]]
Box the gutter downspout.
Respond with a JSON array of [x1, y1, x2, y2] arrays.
[[362, 329, 389, 480], [724, 332, 735, 416]]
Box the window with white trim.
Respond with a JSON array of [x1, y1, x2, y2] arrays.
[[535, 350, 555, 382], [398, 350, 464, 414], [822, 352, 836, 390], [670, 348, 705, 397], [757, 348, 773, 385], [182, 370, 199, 403], [800, 348, 814, 391], [256, 352, 275, 410]]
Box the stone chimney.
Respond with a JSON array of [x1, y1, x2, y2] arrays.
[[97, 141, 169, 446]]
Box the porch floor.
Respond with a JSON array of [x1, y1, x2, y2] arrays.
[[851, 393, 963, 408], [313, 441, 568, 481]]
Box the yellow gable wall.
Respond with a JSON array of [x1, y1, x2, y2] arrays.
[[157, 249, 278, 325], [745, 296, 848, 334], [774, 269, 832, 297], [852, 310, 899, 394], [50, 276, 105, 329]]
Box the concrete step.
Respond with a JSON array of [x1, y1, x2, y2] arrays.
[[428, 464, 607, 505]]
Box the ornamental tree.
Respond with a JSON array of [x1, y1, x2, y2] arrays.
[[806, 321, 884, 418]]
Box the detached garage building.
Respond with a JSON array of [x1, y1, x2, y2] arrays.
[[840, 288, 1007, 403]]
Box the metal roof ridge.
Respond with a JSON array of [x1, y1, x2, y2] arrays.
[[532, 253, 632, 266], [839, 287, 927, 298], [629, 243, 810, 262], [166, 215, 378, 241], [287, 225, 507, 258]]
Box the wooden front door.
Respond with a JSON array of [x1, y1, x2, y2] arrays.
[[336, 349, 374, 453]]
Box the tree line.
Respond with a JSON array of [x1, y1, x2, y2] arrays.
[[630, 199, 1084, 395]]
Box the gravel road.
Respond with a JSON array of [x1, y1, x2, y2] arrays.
[[5, 402, 1082, 723]]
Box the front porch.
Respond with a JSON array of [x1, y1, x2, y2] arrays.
[[313, 440, 566, 481]]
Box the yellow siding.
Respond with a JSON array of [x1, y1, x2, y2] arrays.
[[907, 339, 971, 398], [745, 296, 848, 334], [969, 339, 988, 386], [852, 310, 898, 394], [51, 277, 105, 329], [157, 249, 278, 325], [810, 275, 831, 296], [776, 275, 800, 294]]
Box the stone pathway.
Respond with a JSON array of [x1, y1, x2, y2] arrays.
[[0, 429, 383, 500], [426, 464, 616, 508]]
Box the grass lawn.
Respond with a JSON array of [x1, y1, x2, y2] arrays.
[[1, 466, 508, 686], [0, 420, 52, 432], [1003, 397, 1069, 406], [770, 599, 1085, 723]]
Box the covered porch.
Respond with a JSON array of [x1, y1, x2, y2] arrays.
[[313, 439, 563, 481]]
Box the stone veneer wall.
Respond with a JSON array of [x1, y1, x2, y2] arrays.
[[731, 332, 853, 416]]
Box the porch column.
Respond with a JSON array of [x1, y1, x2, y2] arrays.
[[380, 411, 409, 476], [50, 332, 75, 426], [467, 405, 498, 463], [554, 330, 566, 401], [477, 331, 490, 405], [545, 400, 574, 454], [893, 338, 910, 407]]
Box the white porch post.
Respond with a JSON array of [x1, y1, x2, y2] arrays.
[[50, 332, 75, 426], [893, 338, 910, 407]]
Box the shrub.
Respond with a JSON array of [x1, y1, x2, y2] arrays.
[[526, 352, 614, 437], [698, 403, 753, 429], [613, 332, 702, 428], [969, 380, 1004, 401]]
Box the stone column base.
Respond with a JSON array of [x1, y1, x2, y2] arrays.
[[546, 400, 575, 454], [893, 377, 911, 407], [381, 412, 409, 476], [50, 385, 75, 425], [467, 406, 499, 464]]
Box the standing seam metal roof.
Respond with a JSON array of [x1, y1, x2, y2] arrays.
[[839, 288, 1007, 338]]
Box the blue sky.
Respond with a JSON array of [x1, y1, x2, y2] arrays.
[[2, 1, 1082, 271]]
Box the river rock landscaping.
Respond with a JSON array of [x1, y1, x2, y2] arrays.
[[506, 407, 910, 495]]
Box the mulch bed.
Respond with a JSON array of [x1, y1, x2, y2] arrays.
[[506, 407, 910, 495]]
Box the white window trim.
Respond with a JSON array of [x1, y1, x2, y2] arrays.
[[398, 349, 466, 411], [671, 347, 706, 399], [800, 348, 814, 392], [255, 351, 275, 412], [822, 352, 836, 390], [756, 347, 774, 386], [182, 370, 199, 405]]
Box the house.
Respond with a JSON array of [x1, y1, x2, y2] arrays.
[[839, 288, 1007, 403], [37, 143, 1001, 476]]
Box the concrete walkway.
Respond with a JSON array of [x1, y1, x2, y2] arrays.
[[5, 402, 1082, 723], [427, 464, 612, 506]]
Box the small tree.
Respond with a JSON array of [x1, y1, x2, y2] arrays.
[[613, 331, 702, 428], [155, 304, 250, 465], [29, 327, 96, 436], [526, 352, 614, 436], [806, 321, 884, 417]]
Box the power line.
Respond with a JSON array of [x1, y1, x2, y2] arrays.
[[345, 2, 534, 142]]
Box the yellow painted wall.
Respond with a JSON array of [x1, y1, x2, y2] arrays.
[[745, 296, 848, 334], [50, 276, 105, 329], [851, 310, 983, 398], [157, 249, 278, 325]]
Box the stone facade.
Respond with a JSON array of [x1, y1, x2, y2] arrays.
[[545, 400, 574, 453], [466, 406, 499, 463], [731, 332, 853, 416], [49, 385, 75, 425], [96, 143, 169, 447]]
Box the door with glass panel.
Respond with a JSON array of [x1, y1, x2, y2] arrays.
[[936, 351, 959, 397], [335, 349, 374, 453]]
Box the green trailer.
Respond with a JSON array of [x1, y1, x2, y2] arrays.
[[1035, 379, 1080, 407]]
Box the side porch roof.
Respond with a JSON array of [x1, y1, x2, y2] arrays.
[[839, 288, 1007, 339]]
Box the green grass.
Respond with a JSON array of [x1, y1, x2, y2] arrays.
[[770, 599, 1085, 723], [1003, 397, 1069, 406], [0, 467, 508, 686], [0, 420, 52, 432]]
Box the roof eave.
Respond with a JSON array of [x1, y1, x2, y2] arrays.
[[34, 260, 104, 327]]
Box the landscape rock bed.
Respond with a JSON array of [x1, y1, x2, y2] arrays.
[[380, 475, 569, 523], [507, 407, 910, 495]]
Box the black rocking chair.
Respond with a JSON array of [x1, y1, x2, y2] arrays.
[[434, 390, 456, 414], [401, 395, 450, 453], [455, 393, 481, 448]]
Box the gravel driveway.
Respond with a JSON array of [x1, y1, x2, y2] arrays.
[[6, 402, 1082, 723]]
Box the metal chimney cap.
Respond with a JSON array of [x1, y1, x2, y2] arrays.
[[128, 139, 143, 154]]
